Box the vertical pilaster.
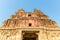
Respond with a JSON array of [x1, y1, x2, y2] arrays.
[[16, 30, 22, 40], [38, 30, 44, 40], [19, 30, 22, 40], [38, 31, 40, 40], [36, 31, 41, 40]]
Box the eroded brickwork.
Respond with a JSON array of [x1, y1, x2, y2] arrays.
[[2, 9, 58, 28], [0, 9, 60, 40]]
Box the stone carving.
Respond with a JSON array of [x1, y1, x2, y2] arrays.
[[2, 9, 58, 28], [0, 9, 60, 40]]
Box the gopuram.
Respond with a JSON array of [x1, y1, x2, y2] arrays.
[[0, 9, 60, 40]]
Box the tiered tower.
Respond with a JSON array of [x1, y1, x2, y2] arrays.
[[2, 9, 58, 28], [0, 9, 60, 40]]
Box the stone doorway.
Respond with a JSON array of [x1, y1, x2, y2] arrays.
[[22, 31, 38, 40], [23, 37, 36, 40]]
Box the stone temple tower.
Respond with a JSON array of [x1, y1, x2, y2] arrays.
[[0, 9, 60, 40]]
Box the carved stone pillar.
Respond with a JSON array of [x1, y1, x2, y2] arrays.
[[35, 31, 40, 40], [38, 30, 44, 40], [38, 31, 41, 40], [38, 30, 48, 40], [19, 30, 22, 40], [16, 30, 22, 40]]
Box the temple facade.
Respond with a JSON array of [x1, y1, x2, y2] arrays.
[[0, 9, 60, 40]]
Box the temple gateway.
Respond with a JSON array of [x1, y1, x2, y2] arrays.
[[0, 9, 60, 40]]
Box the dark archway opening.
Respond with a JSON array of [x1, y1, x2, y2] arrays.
[[23, 33, 38, 40], [23, 37, 36, 40]]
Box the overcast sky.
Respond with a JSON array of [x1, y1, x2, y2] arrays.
[[0, 0, 60, 27]]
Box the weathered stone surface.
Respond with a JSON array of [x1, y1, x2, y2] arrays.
[[0, 9, 60, 40], [2, 9, 58, 28]]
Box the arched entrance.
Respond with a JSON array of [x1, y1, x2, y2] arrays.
[[23, 31, 38, 40]]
